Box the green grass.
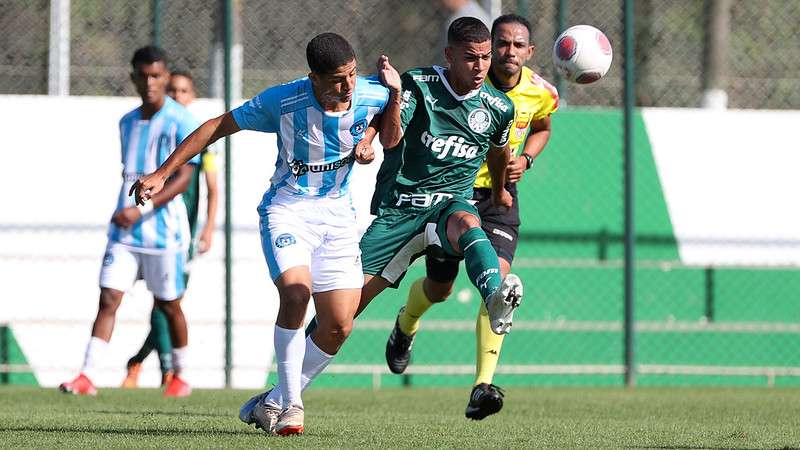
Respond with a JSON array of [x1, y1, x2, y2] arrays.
[[1, 386, 799, 448]]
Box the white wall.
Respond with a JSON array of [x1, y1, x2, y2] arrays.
[[0, 95, 383, 388], [642, 108, 800, 266], [2, 95, 799, 387]]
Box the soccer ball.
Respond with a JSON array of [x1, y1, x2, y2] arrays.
[[552, 25, 613, 84]]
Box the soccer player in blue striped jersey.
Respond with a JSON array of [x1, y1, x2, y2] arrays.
[[122, 70, 219, 390], [132, 33, 401, 436], [59, 46, 200, 398]]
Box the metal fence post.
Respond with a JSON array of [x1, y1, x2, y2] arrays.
[[152, 0, 162, 47], [623, 0, 636, 387], [224, 0, 233, 389]]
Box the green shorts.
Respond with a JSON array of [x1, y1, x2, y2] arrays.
[[360, 197, 478, 287]]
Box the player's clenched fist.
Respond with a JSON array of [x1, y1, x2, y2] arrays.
[[492, 188, 513, 210], [354, 139, 375, 164], [129, 172, 166, 205]]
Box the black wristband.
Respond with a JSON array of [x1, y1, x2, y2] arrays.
[[522, 153, 534, 170]]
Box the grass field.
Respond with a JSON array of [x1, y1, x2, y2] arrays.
[[1, 386, 799, 448]]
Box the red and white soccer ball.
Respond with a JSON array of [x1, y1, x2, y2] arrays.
[[552, 25, 613, 84]]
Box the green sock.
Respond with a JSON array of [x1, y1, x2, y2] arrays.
[[129, 332, 155, 365], [151, 307, 173, 372], [459, 227, 501, 301]]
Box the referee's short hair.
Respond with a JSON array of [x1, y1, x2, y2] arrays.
[[306, 33, 355, 74], [491, 14, 533, 44], [448, 17, 491, 46]]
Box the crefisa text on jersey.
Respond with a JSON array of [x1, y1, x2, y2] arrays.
[[420, 131, 479, 160]]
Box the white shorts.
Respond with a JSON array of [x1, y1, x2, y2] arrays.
[[259, 193, 363, 293], [99, 242, 187, 301]]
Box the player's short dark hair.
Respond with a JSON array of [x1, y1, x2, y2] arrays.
[[170, 69, 193, 82], [130, 46, 168, 69], [447, 16, 491, 46], [491, 14, 532, 44], [306, 33, 355, 74]]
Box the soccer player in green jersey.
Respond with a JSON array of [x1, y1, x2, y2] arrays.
[[388, 14, 559, 420], [242, 18, 524, 420], [357, 16, 523, 330]]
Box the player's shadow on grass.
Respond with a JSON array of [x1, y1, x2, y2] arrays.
[[86, 408, 228, 418], [1, 425, 258, 437]]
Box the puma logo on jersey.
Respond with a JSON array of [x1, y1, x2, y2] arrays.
[[425, 95, 438, 107], [420, 131, 479, 160], [480, 91, 510, 112]]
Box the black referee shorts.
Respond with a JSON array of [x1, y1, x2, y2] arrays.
[[425, 183, 521, 284]]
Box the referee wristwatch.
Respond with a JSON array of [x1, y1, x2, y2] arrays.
[[521, 153, 534, 170]]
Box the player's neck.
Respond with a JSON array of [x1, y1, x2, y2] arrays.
[[140, 97, 166, 120], [489, 67, 521, 92], [319, 100, 350, 112], [444, 70, 476, 96], [312, 84, 351, 112]]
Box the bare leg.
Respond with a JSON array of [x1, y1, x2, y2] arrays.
[[90, 288, 124, 341], [155, 297, 188, 348], [310, 288, 360, 355]]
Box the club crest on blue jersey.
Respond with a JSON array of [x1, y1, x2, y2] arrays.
[[350, 119, 368, 137], [275, 233, 296, 248]]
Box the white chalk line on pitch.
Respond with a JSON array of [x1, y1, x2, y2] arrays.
[[6, 319, 800, 334]]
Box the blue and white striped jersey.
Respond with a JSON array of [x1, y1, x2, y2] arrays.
[[109, 96, 200, 253], [231, 75, 389, 206]]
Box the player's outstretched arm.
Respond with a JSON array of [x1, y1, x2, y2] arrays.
[[487, 144, 512, 209], [150, 164, 195, 207], [376, 55, 403, 149], [131, 112, 240, 205]]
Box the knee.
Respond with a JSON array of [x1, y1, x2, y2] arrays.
[[424, 279, 453, 303], [280, 285, 311, 309], [457, 214, 481, 234], [155, 300, 181, 318], [321, 320, 353, 348], [98, 289, 122, 314]]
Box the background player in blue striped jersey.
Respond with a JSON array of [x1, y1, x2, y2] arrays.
[[60, 46, 199, 398], [122, 69, 220, 389], [132, 33, 400, 436]]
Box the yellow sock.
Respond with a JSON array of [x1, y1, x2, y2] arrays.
[[475, 302, 505, 386], [398, 278, 433, 336]]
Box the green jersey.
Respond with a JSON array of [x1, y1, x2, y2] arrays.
[[372, 66, 515, 213]]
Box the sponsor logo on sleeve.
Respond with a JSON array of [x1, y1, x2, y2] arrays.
[[480, 91, 509, 112], [412, 74, 440, 82]]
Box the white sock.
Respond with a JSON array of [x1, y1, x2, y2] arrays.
[[172, 346, 189, 377], [81, 336, 109, 380], [274, 325, 305, 408], [266, 335, 334, 407]]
